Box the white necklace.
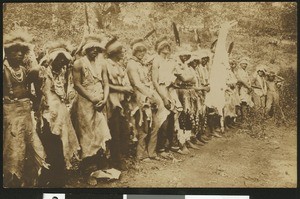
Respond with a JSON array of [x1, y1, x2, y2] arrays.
[[6, 65, 24, 83]]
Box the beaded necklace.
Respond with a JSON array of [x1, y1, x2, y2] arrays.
[[5, 62, 24, 83], [3, 60, 27, 99]]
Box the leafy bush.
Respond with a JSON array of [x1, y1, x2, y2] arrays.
[[277, 67, 297, 120]]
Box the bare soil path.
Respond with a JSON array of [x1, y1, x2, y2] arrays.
[[66, 120, 297, 188]]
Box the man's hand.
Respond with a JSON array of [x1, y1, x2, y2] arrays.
[[229, 84, 235, 89], [148, 92, 158, 102], [95, 100, 106, 112], [122, 86, 134, 95], [247, 87, 253, 94], [90, 97, 101, 105], [174, 73, 182, 78], [204, 85, 210, 92]]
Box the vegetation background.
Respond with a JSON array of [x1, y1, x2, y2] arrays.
[[3, 2, 297, 120]]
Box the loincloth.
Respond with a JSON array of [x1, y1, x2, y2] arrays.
[[3, 98, 47, 184]]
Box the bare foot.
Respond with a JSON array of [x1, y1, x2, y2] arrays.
[[141, 158, 152, 162], [159, 152, 173, 160], [151, 156, 163, 161], [87, 176, 97, 186], [186, 141, 201, 150], [177, 145, 190, 155]]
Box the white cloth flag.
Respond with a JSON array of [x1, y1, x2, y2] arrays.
[[205, 21, 237, 115]]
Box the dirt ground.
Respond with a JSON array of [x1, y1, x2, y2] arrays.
[[66, 119, 297, 188]]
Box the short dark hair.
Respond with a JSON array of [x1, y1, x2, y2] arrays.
[[86, 46, 103, 54], [107, 46, 123, 59]]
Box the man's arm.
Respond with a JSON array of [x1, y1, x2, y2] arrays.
[[73, 59, 99, 104], [151, 59, 169, 100], [250, 75, 258, 87], [194, 85, 210, 92], [27, 67, 42, 95], [239, 79, 251, 89], [275, 75, 284, 82], [109, 84, 132, 93], [27, 67, 43, 111], [151, 58, 172, 109], [94, 62, 110, 111], [236, 71, 251, 89], [101, 63, 109, 102]]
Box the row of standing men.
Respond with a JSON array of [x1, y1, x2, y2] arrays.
[[3, 29, 284, 187]]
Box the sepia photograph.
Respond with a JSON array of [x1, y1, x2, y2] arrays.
[[2, 2, 297, 188]]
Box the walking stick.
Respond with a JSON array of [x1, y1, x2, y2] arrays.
[[72, 4, 91, 57], [85, 4, 90, 34], [143, 29, 156, 41], [228, 42, 234, 56], [172, 22, 180, 46]]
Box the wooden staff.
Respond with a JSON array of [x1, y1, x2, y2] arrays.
[[143, 29, 156, 40], [73, 4, 90, 57], [228, 42, 234, 55], [172, 22, 180, 46], [85, 4, 90, 34]]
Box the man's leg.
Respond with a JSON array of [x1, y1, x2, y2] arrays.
[[148, 108, 168, 159], [260, 95, 267, 118], [120, 114, 131, 158], [168, 111, 181, 150], [38, 119, 65, 187], [108, 108, 122, 169], [156, 114, 170, 153], [240, 101, 249, 123], [252, 93, 261, 113], [265, 92, 274, 118], [273, 92, 283, 125], [135, 111, 150, 160]]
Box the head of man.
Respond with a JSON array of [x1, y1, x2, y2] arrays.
[[267, 72, 276, 81], [239, 58, 249, 70], [156, 37, 171, 57], [86, 46, 102, 59], [256, 65, 267, 77], [230, 60, 237, 69], [51, 52, 71, 72], [133, 45, 147, 61], [82, 35, 105, 60], [179, 54, 191, 63], [106, 38, 126, 61], [4, 30, 33, 67], [5, 44, 28, 66], [188, 58, 200, 69], [201, 56, 209, 66], [240, 63, 248, 70], [159, 44, 171, 57], [131, 39, 147, 61], [257, 70, 265, 77], [135, 50, 147, 61]]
